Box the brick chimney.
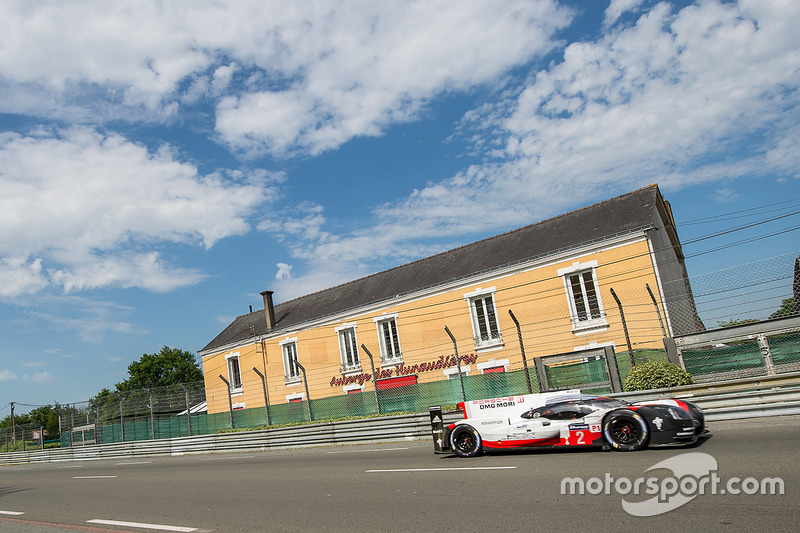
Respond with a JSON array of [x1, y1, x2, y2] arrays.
[[260, 290, 276, 330]]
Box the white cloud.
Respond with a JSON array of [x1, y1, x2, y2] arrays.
[[0, 369, 17, 382], [0, 127, 281, 297], [275, 263, 293, 280], [604, 0, 644, 28], [30, 372, 55, 383], [0, 1, 572, 156], [265, 0, 800, 298]]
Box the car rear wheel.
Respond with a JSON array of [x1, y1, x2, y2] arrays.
[[450, 425, 482, 458], [603, 410, 649, 451]]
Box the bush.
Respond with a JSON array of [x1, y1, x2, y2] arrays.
[[623, 361, 693, 391]]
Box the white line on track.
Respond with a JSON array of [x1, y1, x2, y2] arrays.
[[328, 447, 409, 454], [116, 461, 152, 465], [0, 510, 24, 516], [201, 455, 255, 460], [72, 475, 118, 479], [87, 519, 197, 532], [367, 466, 517, 473]]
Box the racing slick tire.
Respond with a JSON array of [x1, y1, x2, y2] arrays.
[[450, 425, 483, 458], [603, 410, 649, 451]]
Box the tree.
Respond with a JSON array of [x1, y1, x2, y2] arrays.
[[115, 346, 203, 392], [717, 318, 759, 328], [27, 405, 61, 440], [769, 297, 797, 319], [0, 404, 61, 440]]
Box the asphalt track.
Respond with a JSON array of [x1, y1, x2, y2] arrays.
[[1, 416, 798, 532]]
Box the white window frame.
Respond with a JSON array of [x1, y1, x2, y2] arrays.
[[343, 383, 364, 394], [280, 337, 301, 384], [225, 352, 243, 394], [557, 260, 608, 333], [477, 358, 510, 374], [286, 392, 305, 403], [373, 313, 403, 365], [335, 323, 361, 373], [444, 365, 470, 379], [464, 287, 504, 351]]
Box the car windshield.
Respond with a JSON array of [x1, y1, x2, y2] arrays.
[[590, 397, 628, 409], [519, 396, 629, 419]]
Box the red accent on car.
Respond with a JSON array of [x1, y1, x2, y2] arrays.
[[482, 437, 561, 449]]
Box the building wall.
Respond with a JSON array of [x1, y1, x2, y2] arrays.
[[202, 235, 669, 414]]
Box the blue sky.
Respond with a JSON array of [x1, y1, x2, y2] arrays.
[[1, 0, 799, 413]]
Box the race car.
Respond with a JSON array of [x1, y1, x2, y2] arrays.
[[429, 390, 706, 458]]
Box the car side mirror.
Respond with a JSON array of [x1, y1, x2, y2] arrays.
[[540, 419, 550, 426]]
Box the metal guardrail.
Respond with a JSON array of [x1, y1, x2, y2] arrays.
[[3, 372, 800, 465]]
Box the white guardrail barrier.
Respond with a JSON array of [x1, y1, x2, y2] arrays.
[[3, 372, 800, 465]]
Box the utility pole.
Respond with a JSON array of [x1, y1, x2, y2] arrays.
[[10, 402, 15, 444]]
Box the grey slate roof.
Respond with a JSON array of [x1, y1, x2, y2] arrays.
[[199, 184, 664, 354]]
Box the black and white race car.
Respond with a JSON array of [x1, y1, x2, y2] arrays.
[[430, 390, 706, 458]]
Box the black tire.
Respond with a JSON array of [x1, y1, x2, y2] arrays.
[[450, 425, 482, 458], [603, 409, 649, 451]]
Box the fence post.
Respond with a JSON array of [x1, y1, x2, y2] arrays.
[[444, 326, 466, 403], [508, 310, 534, 394], [39, 425, 44, 450], [603, 345, 623, 393], [218, 375, 235, 429], [361, 345, 382, 415], [662, 337, 681, 366], [177, 383, 192, 436], [144, 389, 155, 440], [296, 362, 313, 422], [533, 357, 549, 392], [610, 288, 635, 367], [646, 283, 668, 337], [757, 334, 777, 375], [252, 367, 271, 426], [112, 393, 125, 443]]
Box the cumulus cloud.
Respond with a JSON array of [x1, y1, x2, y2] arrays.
[[0, 0, 572, 156], [0, 369, 17, 382], [30, 372, 55, 383], [265, 0, 800, 297], [0, 127, 281, 297], [378, 0, 800, 231]]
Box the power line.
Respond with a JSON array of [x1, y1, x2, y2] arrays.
[[681, 197, 800, 225]]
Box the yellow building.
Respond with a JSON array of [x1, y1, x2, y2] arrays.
[[199, 185, 702, 416]]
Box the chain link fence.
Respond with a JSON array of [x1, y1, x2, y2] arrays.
[[1, 421, 50, 453], [12, 251, 799, 449]]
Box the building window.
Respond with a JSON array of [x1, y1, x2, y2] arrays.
[[281, 338, 301, 383], [336, 323, 361, 372], [374, 314, 402, 364], [464, 287, 503, 350], [286, 392, 305, 403], [225, 352, 242, 393], [444, 366, 470, 379], [478, 358, 509, 374], [558, 260, 608, 332]]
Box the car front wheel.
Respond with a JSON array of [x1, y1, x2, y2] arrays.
[[603, 410, 649, 451], [450, 425, 482, 458]]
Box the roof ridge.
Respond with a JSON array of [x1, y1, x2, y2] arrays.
[[268, 184, 658, 310]]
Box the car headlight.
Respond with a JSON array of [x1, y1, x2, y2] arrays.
[[668, 407, 691, 420]]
